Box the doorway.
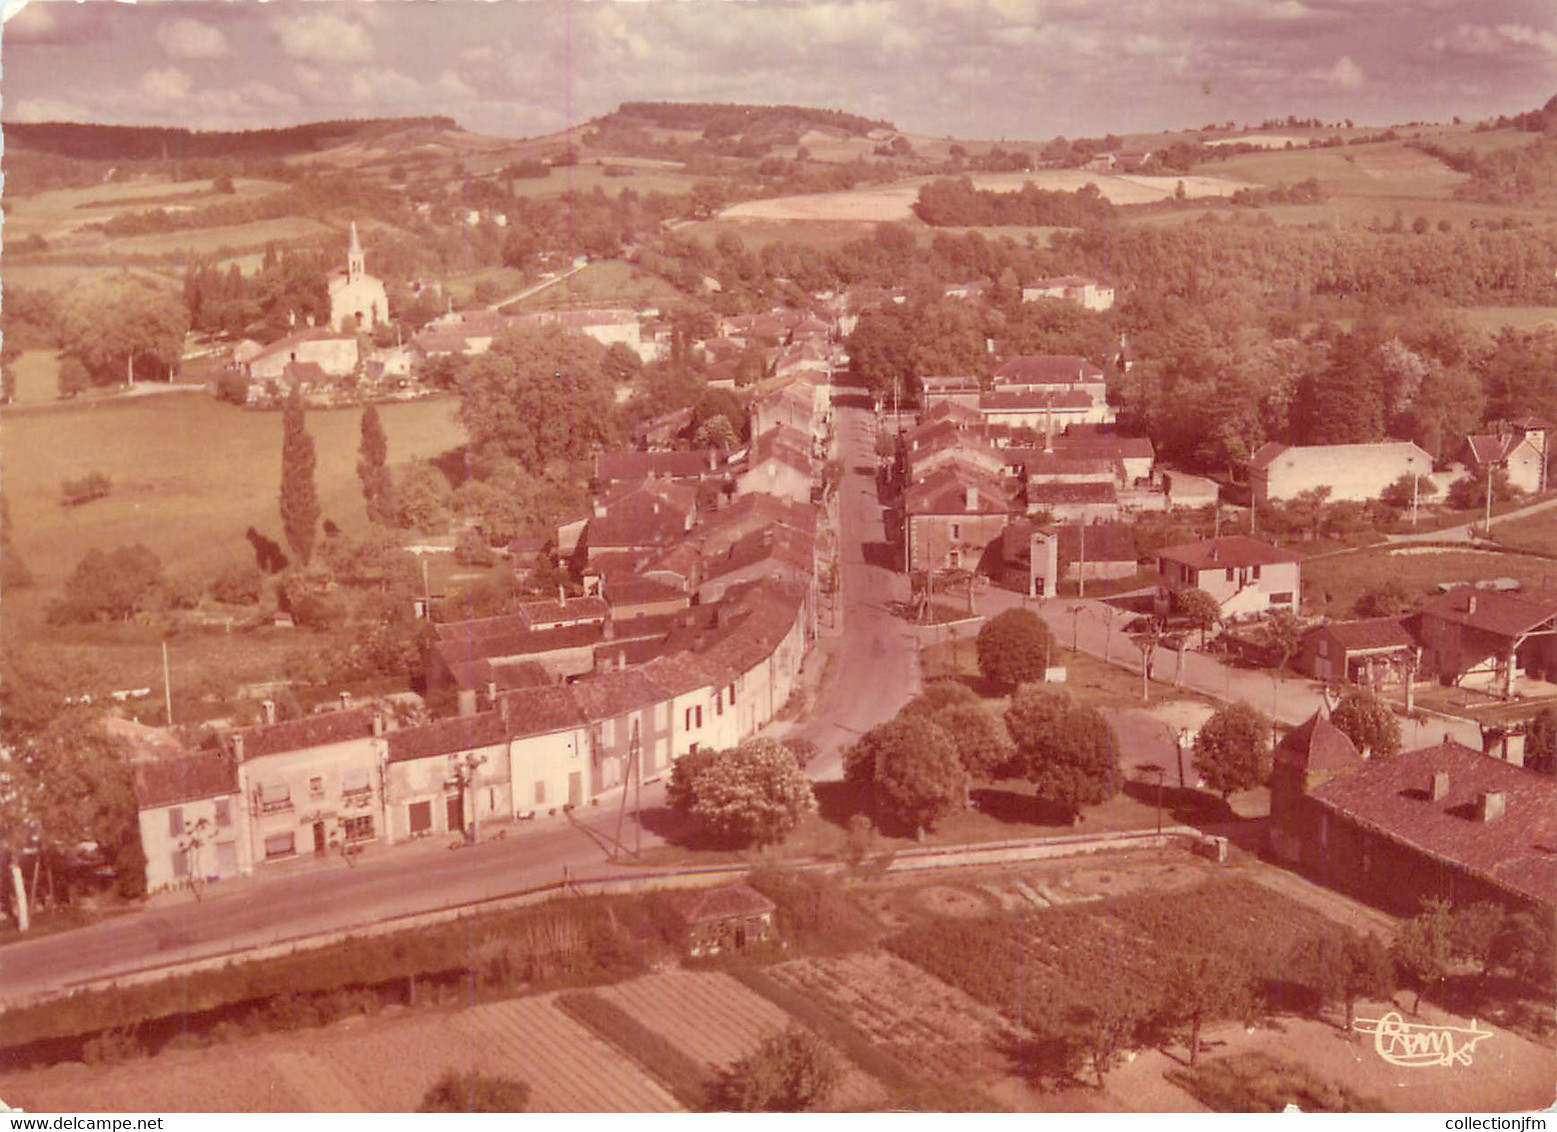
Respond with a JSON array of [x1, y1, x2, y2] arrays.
[[446, 794, 464, 834], [312, 821, 327, 855]]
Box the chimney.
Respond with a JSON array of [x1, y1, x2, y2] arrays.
[[1506, 735, 1525, 769], [593, 499, 607, 518], [1430, 771, 1449, 801], [261, 699, 277, 726], [617, 649, 627, 672], [485, 679, 498, 705], [372, 712, 386, 737], [339, 691, 353, 710], [1476, 790, 1506, 823], [1466, 593, 1477, 615], [231, 733, 245, 761], [457, 688, 477, 717]]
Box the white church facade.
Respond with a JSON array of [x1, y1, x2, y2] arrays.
[[328, 222, 389, 333]]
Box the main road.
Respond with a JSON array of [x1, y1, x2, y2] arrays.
[[0, 390, 917, 1005]]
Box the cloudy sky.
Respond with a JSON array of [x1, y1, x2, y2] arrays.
[[2, 0, 1554, 141]]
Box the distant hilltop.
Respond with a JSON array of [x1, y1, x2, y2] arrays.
[[1, 118, 462, 161], [598, 101, 894, 138]]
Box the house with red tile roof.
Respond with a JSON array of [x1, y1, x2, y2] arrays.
[[1273, 730, 1557, 914], [246, 328, 359, 382], [919, 375, 982, 410], [980, 388, 1113, 429], [665, 882, 777, 956], [1027, 480, 1119, 522], [1417, 585, 1557, 697], [905, 465, 1010, 574], [595, 449, 725, 484], [1297, 618, 1418, 686], [1155, 536, 1303, 621], [133, 748, 248, 892], [384, 710, 512, 840], [736, 426, 814, 504], [1005, 520, 1139, 596], [1456, 418, 1549, 493]]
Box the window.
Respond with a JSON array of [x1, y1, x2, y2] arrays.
[[168, 806, 184, 838], [259, 782, 292, 813], [949, 549, 961, 569], [342, 767, 372, 799], [214, 798, 231, 828], [309, 776, 324, 797], [696, 705, 704, 727], [408, 800, 433, 833], [729, 683, 737, 705], [1225, 567, 1235, 583], [716, 690, 724, 717], [684, 706, 693, 730], [1252, 565, 1262, 581], [1270, 592, 1294, 605], [171, 849, 189, 879], [1317, 638, 1329, 659], [951, 523, 962, 540], [343, 815, 374, 843], [264, 832, 296, 860]]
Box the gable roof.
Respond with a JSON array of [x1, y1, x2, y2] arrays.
[[596, 450, 722, 481], [1419, 586, 1557, 639], [665, 881, 776, 925], [1157, 536, 1304, 570], [1307, 740, 1557, 907], [981, 390, 1096, 412], [992, 355, 1105, 384], [518, 595, 611, 629], [1274, 711, 1362, 772], [134, 751, 238, 810], [217, 707, 379, 761], [499, 684, 587, 736], [1313, 617, 1416, 652], [387, 712, 509, 764], [249, 328, 355, 366], [1052, 434, 1155, 462], [904, 465, 1010, 516], [1028, 481, 1118, 505]]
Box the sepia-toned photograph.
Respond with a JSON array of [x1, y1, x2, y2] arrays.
[[0, 0, 1554, 1116]]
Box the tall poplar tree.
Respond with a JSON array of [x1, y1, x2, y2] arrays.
[[356, 404, 394, 524], [279, 387, 321, 566]]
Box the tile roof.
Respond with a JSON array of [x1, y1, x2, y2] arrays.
[[992, 355, 1106, 384], [980, 390, 1096, 412], [1020, 453, 1116, 479], [218, 707, 380, 760], [920, 401, 984, 426], [1157, 536, 1303, 569], [518, 595, 611, 629], [595, 450, 722, 481], [570, 668, 666, 721], [1054, 521, 1138, 565], [1028, 481, 1118, 505], [1248, 441, 1289, 472], [604, 576, 687, 607], [904, 465, 1010, 516], [249, 328, 355, 365], [1307, 740, 1557, 907], [1315, 618, 1416, 652], [665, 882, 776, 925], [1419, 586, 1557, 639], [1463, 433, 1522, 467], [638, 651, 729, 697], [1274, 711, 1361, 771], [1053, 435, 1155, 462], [387, 712, 509, 764], [499, 684, 587, 736], [133, 751, 237, 810]]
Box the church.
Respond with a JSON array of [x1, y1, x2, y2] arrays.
[[328, 222, 389, 333]]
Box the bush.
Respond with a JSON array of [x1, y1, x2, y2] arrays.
[[214, 368, 251, 405], [210, 561, 265, 605], [454, 528, 497, 567], [81, 1027, 143, 1065], [1167, 1053, 1385, 1112], [709, 1027, 842, 1112], [418, 1070, 531, 1113], [60, 472, 112, 507], [975, 608, 1056, 688]]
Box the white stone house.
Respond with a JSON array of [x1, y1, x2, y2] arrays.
[[133, 750, 249, 891], [1248, 440, 1434, 505]]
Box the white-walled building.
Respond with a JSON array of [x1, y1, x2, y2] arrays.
[[1248, 440, 1434, 505]]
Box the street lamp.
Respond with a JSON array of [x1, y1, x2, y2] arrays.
[[1139, 762, 1167, 834]]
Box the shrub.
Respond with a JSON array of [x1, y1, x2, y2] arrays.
[[81, 1027, 143, 1065], [709, 1027, 842, 1112], [210, 561, 265, 605], [60, 472, 112, 507], [453, 528, 497, 567], [1167, 1053, 1385, 1112], [975, 608, 1056, 689], [418, 1070, 531, 1112]]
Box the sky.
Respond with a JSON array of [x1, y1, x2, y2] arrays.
[[1, 0, 1554, 142]]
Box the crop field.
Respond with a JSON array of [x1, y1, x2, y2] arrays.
[[766, 951, 1017, 1083], [721, 170, 1255, 223], [1304, 545, 1557, 618], [886, 877, 1324, 1028], [592, 969, 885, 1109], [505, 163, 698, 200], [0, 393, 467, 596], [0, 263, 180, 294], [1193, 142, 1464, 196], [0, 994, 679, 1113], [680, 217, 880, 252], [101, 216, 338, 258], [506, 259, 684, 312], [3, 177, 286, 244]]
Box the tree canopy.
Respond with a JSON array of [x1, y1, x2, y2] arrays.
[[976, 608, 1056, 690], [677, 739, 815, 847], [1004, 685, 1120, 822], [709, 1027, 842, 1112], [848, 715, 966, 838], [58, 273, 189, 385], [1193, 702, 1271, 800], [279, 388, 322, 566], [1330, 686, 1402, 759], [418, 1070, 531, 1112]]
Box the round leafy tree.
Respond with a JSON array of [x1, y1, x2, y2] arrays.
[[1193, 701, 1271, 800], [847, 715, 966, 838], [683, 739, 816, 847], [1330, 686, 1401, 759], [976, 608, 1056, 689], [418, 1070, 530, 1112], [932, 702, 1013, 803], [710, 1027, 841, 1112], [1004, 685, 1120, 824]]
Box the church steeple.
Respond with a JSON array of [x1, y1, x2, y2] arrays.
[[347, 221, 365, 282]]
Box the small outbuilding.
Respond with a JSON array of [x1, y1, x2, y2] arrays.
[[664, 881, 777, 957]]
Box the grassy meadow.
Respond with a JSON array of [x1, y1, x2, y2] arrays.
[[1303, 545, 1557, 618], [506, 259, 684, 312], [1, 393, 467, 621]]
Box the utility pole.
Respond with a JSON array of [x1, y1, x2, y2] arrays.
[[1077, 524, 1086, 600], [1411, 471, 1419, 529], [421, 556, 432, 620], [1484, 465, 1494, 539], [162, 641, 174, 727]]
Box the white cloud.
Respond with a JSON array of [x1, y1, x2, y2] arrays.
[[1320, 55, 1365, 88], [461, 45, 495, 65], [155, 17, 230, 60], [1494, 23, 1557, 60], [137, 66, 193, 104], [438, 71, 478, 101], [275, 11, 373, 64], [7, 95, 94, 122], [348, 67, 424, 105], [1433, 23, 1557, 60]]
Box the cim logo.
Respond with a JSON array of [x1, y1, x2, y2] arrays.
[[1352, 1012, 1494, 1068]]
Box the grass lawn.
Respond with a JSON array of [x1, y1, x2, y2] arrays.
[[1489, 506, 1557, 556], [9, 350, 61, 404], [440, 265, 527, 305], [0, 393, 467, 611], [505, 259, 684, 312], [1304, 545, 1557, 618]]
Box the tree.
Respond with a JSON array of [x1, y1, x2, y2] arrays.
[[709, 1027, 842, 1112], [1354, 578, 1414, 618], [1267, 608, 1303, 675], [930, 702, 1013, 804], [396, 461, 454, 533], [1393, 897, 1455, 1013], [1060, 988, 1149, 1088], [682, 739, 816, 847], [976, 608, 1055, 689], [418, 1070, 530, 1112], [1176, 587, 1221, 646], [1380, 472, 1438, 512], [1330, 686, 1401, 759], [356, 405, 395, 525], [279, 388, 321, 566], [1491, 910, 1555, 993], [57, 273, 189, 386], [851, 715, 966, 839], [1290, 926, 1394, 1030], [1163, 950, 1255, 1065], [1004, 686, 1119, 824], [694, 414, 738, 450], [1522, 706, 1557, 775], [57, 356, 90, 398], [48, 543, 165, 623], [1448, 902, 1504, 977], [1193, 702, 1271, 800], [209, 561, 265, 605], [0, 494, 34, 590], [898, 679, 980, 719]]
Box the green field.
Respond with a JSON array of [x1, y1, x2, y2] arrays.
[[1304, 545, 1557, 617], [441, 265, 528, 305], [4, 177, 287, 244], [102, 216, 339, 258], [680, 216, 879, 252], [505, 259, 685, 312], [0, 393, 467, 608], [0, 263, 180, 294], [501, 163, 697, 200]]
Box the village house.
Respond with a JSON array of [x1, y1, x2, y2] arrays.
[[133, 747, 248, 892], [664, 882, 776, 956], [919, 375, 982, 410], [1155, 535, 1303, 620], [906, 432, 1005, 484], [514, 308, 646, 360], [582, 479, 700, 561], [1163, 470, 1220, 511], [736, 426, 814, 505], [384, 711, 512, 842], [1009, 520, 1139, 597], [328, 221, 389, 333], [1020, 275, 1115, 311], [245, 328, 359, 383], [1248, 440, 1433, 505], [633, 406, 695, 450], [1028, 481, 1119, 522], [1417, 585, 1557, 696], [1271, 721, 1556, 915], [216, 706, 390, 869], [1297, 618, 1418, 687], [1458, 417, 1550, 494], [905, 466, 1010, 574]]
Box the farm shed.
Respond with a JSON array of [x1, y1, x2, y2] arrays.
[[664, 882, 776, 957]]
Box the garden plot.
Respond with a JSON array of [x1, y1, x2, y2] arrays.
[[766, 951, 1019, 1083]]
